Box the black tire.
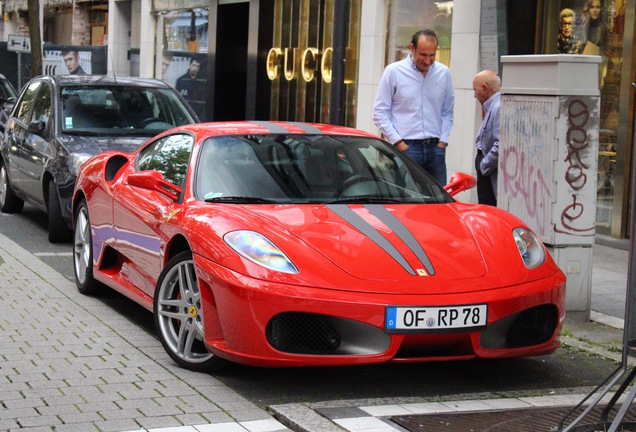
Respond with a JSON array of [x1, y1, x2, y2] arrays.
[[73, 200, 101, 295], [153, 251, 224, 372], [0, 161, 24, 213], [48, 181, 72, 243]]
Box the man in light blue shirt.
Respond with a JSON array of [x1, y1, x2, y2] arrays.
[[373, 29, 454, 185]]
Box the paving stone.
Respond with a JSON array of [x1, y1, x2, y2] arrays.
[[35, 404, 81, 417], [51, 423, 101, 432], [15, 414, 62, 428], [94, 418, 143, 432], [0, 419, 19, 430], [41, 394, 85, 406], [70, 399, 118, 414], [57, 411, 103, 424], [97, 407, 142, 420], [2, 397, 44, 410], [136, 415, 183, 430]]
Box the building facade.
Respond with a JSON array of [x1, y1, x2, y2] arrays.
[[0, 0, 633, 239]]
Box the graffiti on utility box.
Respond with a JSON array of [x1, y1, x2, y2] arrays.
[[499, 95, 599, 246]]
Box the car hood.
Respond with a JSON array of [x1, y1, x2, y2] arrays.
[[189, 202, 561, 295], [247, 203, 488, 282], [60, 134, 147, 155]]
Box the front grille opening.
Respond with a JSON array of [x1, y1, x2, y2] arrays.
[[267, 313, 341, 354], [266, 312, 391, 356], [480, 304, 559, 349], [506, 304, 558, 348]]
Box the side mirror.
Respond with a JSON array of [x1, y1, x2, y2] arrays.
[[444, 172, 476, 197], [127, 170, 182, 201], [27, 120, 46, 136]]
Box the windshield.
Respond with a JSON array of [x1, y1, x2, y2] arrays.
[[0, 78, 17, 101], [195, 134, 452, 204], [61, 85, 196, 135]]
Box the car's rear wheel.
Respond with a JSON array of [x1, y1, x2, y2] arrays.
[[48, 182, 72, 243], [73, 200, 100, 295], [154, 251, 224, 372], [0, 162, 24, 213]]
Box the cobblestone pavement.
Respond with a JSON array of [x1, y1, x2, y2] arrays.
[[0, 232, 289, 432]]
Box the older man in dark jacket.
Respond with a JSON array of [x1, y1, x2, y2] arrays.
[[472, 70, 501, 206]]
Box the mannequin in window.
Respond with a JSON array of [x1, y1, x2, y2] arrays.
[[557, 8, 584, 54]]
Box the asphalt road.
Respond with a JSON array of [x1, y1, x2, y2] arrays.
[[0, 203, 623, 411]]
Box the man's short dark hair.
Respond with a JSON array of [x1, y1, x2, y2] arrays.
[[61, 50, 78, 57], [411, 29, 438, 46]]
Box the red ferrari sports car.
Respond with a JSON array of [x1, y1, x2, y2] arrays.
[[72, 121, 566, 372]]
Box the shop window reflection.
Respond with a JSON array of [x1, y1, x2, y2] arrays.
[[386, 0, 453, 66], [159, 9, 208, 120]]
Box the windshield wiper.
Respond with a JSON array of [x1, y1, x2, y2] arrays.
[[205, 196, 278, 204], [63, 130, 102, 136], [325, 196, 403, 204]]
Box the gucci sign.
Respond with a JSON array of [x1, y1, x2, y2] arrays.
[[267, 47, 333, 83]]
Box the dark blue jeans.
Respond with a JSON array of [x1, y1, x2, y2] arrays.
[[403, 139, 447, 185]]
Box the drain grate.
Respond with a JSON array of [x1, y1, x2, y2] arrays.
[[391, 405, 636, 432]]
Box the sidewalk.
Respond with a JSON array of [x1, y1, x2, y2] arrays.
[[0, 232, 290, 432], [0, 231, 633, 432]]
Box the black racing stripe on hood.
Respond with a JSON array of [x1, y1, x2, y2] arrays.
[[364, 204, 435, 276], [326, 204, 416, 276], [251, 121, 290, 134]]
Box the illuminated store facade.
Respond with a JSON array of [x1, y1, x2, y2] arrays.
[[100, 0, 636, 239], [1, 0, 634, 239]]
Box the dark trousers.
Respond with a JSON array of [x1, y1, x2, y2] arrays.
[[475, 150, 497, 206]]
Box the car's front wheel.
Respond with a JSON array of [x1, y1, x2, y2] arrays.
[[73, 200, 100, 295], [48, 182, 72, 243], [154, 251, 224, 372], [0, 162, 24, 213]]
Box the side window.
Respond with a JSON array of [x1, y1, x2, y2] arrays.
[[31, 84, 52, 127], [138, 133, 194, 186], [15, 81, 41, 123]]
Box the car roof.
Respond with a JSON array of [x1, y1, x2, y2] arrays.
[[32, 75, 173, 89], [169, 121, 379, 138]]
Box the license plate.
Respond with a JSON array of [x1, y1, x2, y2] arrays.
[[386, 304, 487, 332]]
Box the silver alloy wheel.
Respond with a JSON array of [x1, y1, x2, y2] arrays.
[[73, 205, 90, 285], [156, 258, 213, 365], [0, 165, 7, 207]]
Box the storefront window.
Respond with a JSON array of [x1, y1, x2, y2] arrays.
[[386, 0, 453, 66], [267, 0, 361, 126], [551, 0, 625, 232], [157, 9, 209, 119]]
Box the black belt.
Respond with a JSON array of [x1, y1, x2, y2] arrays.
[[404, 138, 440, 146]]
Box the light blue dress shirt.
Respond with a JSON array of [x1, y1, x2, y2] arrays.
[[373, 55, 454, 145]]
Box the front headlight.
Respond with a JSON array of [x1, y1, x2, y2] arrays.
[[224, 230, 298, 274], [513, 227, 546, 269], [68, 153, 92, 176]]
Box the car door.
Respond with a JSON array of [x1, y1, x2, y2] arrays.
[[19, 82, 53, 203], [4, 80, 41, 195], [113, 133, 194, 298]]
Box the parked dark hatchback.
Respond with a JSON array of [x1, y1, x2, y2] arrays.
[[0, 75, 199, 242]]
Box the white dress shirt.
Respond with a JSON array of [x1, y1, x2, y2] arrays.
[[373, 55, 454, 145]]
